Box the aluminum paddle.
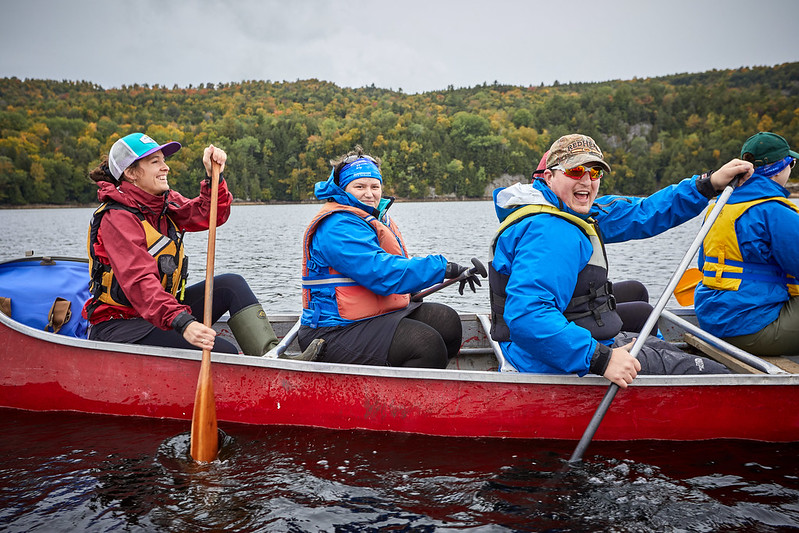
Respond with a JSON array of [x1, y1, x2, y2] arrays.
[[569, 175, 742, 464], [411, 257, 487, 301]]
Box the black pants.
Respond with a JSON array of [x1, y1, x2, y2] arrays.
[[613, 280, 656, 336], [614, 332, 731, 374], [94, 273, 257, 354], [386, 302, 462, 368]]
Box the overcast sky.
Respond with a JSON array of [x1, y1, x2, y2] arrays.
[[1, 0, 797, 94]]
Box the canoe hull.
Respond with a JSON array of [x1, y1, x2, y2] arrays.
[[2, 313, 798, 442]]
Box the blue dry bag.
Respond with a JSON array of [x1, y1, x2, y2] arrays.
[[0, 256, 91, 338]]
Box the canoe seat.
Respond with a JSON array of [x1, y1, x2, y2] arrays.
[[0, 256, 90, 338], [683, 333, 799, 375], [761, 356, 799, 374], [476, 314, 517, 372]]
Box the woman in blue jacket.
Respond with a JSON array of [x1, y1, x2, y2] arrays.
[[299, 146, 477, 368], [695, 132, 799, 355], [490, 134, 751, 387]]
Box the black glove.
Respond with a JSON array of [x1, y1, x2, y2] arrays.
[[445, 262, 481, 295], [458, 273, 482, 295], [444, 262, 467, 279]]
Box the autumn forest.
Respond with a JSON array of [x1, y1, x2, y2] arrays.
[[1, 62, 797, 205]]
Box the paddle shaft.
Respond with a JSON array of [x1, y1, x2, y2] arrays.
[[412, 267, 479, 302], [568, 177, 740, 464], [189, 162, 221, 462], [411, 258, 487, 302]]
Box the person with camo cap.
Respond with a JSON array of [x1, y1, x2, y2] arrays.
[[489, 134, 752, 386], [533, 149, 656, 337]]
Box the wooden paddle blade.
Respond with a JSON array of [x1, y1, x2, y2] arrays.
[[190, 350, 218, 462], [189, 160, 222, 463], [674, 267, 703, 306]]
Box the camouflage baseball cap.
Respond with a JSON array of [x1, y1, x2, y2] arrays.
[[545, 134, 611, 173]]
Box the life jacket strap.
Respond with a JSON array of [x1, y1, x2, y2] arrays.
[[45, 297, 72, 334]]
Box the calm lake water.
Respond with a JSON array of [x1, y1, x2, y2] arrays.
[[1, 201, 798, 532], [0, 200, 723, 311]]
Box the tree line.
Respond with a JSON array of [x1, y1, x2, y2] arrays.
[[1, 62, 797, 206]]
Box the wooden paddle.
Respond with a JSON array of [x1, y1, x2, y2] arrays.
[[568, 174, 743, 464], [189, 161, 221, 463], [674, 267, 703, 306]]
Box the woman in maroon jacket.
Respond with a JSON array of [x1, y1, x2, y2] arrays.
[[82, 132, 277, 356]]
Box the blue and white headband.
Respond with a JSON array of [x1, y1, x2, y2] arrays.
[[756, 156, 793, 178], [337, 158, 382, 189]]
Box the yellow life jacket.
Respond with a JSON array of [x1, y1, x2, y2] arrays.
[[491, 204, 605, 267], [702, 197, 799, 296], [85, 202, 187, 318]]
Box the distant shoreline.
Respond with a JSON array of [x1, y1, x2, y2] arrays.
[[0, 196, 495, 209], [3, 189, 798, 210]]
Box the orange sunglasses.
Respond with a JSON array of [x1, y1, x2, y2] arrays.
[[551, 165, 605, 181]]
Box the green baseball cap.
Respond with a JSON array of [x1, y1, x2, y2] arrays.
[[740, 132, 799, 167]]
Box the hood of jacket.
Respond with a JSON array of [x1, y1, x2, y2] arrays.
[[730, 172, 791, 203], [96, 180, 171, 219], [493, 180, 598, 223], [314, 170, 394, 219], [492, 181, 559, 223]]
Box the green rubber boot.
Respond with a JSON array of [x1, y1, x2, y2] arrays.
[[228, 303, 279, 356]]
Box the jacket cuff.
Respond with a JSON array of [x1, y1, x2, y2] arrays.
[[695, 171, 717, 199], [589, 342, 612, 375], [203, 173, 225, 184], [171, 311, 196, 334]]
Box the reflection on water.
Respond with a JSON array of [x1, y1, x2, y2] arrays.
[[1, 409, 797, 532]]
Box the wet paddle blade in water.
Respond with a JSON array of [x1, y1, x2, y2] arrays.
[[190, 349, 218, 462]]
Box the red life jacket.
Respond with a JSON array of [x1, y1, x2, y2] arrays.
[[302, 201, 410, 324]]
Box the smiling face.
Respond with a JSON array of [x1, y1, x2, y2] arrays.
[[543, 167, 600, 214], [124, 151, 170, 196], [345, 177, 383, 209]]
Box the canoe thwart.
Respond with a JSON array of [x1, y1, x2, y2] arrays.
[[683, 333, 762, 374], [264, 317, 301, 359], [476, 313, 515, 372], [660, 310, 787, 375]]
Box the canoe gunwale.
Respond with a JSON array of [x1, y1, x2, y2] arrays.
[[2, 308, 797, 388]]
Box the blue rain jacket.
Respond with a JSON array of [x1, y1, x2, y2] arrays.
[[492, 177, 713, 375], [695, 175, 799, 338], [302, 173, 448, 328]]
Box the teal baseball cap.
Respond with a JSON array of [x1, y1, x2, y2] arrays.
[[108, 133, 181, 180]]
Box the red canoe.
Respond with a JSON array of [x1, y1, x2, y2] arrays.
[[1, 256, 798, 441]]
